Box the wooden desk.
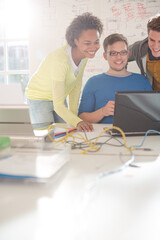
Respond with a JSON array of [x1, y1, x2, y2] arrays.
[[0, 124, 160, 240]]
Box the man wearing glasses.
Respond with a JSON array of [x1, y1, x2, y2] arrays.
[[78, 33, 152, 124]]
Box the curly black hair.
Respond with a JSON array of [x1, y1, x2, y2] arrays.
[[65, 12, 103, 48]]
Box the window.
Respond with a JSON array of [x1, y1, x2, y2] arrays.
[[0, 0, 31, 95]]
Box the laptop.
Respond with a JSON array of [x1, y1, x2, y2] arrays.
[[110, 90, 160, 136]]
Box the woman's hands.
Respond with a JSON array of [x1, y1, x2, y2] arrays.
[[76, 121, 94, 132]]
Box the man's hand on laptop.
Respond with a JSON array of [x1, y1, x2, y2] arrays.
[[102, 101, 115, 116]]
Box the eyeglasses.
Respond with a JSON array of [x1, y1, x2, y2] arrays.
[[106, 50, 128, 56]]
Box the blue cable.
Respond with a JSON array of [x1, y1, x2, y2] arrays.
[[132, 129, 160, 149]]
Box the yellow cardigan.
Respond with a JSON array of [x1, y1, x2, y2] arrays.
[[26, 45, 88, 127]]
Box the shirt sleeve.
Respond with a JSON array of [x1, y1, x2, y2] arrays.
[[128, 41, 141, 62], [51, 61, 83, 127], [78, 80, 95, 115], [52, 80, 82, 127], [69, 78, 82, 116], [143, 76, 152, 90]]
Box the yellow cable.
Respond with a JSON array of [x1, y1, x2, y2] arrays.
[[79, 126, 133, 154], [47, 124, 133, 154], [47, 123, 93, 146], [47, 123, 69, 143]]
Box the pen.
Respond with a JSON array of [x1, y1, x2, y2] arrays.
[[54, 128, 77, 138]]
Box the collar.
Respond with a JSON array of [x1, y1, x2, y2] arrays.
[[148, 48, 160, 61], [66, 46, 82, 76]]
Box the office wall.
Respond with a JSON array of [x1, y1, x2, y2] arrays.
[[29, 0, 160, 85]]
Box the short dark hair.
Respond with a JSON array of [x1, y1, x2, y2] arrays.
[[147, 14, 160, 33], [103, 33, 128, 51], [65, 12, 103, 48]]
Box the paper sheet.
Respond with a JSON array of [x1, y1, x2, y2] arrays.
[[0, 149, 69, 180]]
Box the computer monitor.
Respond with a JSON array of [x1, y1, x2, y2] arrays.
[[112, 90, 160, 135]]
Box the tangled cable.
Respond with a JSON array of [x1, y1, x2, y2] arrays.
[[47, 123, 133, 154]]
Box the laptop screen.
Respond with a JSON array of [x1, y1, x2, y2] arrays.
[[112, 90, 160, 135]]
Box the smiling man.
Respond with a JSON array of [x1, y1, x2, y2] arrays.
[[128, 14, 160, 90], [78, 33, 152, 124]]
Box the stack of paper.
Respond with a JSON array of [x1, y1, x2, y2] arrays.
[[0, 146, 70, 182]]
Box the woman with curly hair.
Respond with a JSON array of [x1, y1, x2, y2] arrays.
[[26, 12, 103, 131]]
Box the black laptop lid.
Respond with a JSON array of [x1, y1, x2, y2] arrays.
[[112, 91, 160, 135]]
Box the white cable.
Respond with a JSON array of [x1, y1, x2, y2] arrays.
[[87, 148, 134, 190]]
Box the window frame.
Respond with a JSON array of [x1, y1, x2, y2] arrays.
[[0, 37, 29, 84]]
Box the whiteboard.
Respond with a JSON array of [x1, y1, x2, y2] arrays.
[[29, 0, 160, 85]]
